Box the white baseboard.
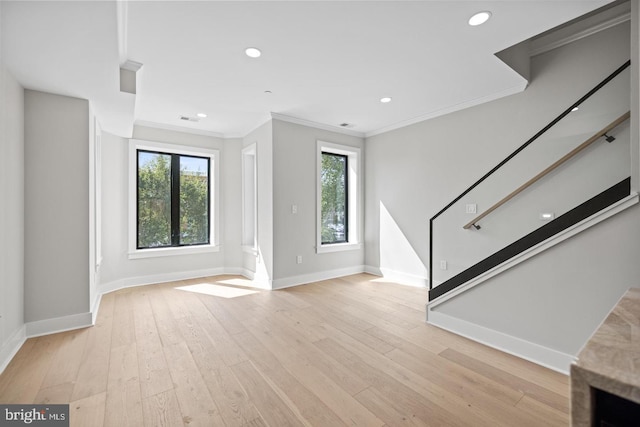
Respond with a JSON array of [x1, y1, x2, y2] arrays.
[[220, 268, 273, 290], [0, 325, 26, 375], [25, 311, 93, 339], [98, 267, 228, 295], [272, 265, 366, 290], [98, 267, 274, 295], [364, 265, 428, 288], [427, 309, 575, 374]]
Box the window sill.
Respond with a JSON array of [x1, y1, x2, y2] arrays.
[[128, 244, 220, 260], [316, 242, 361, 254]]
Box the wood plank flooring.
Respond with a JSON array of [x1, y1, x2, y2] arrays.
[[0, 274, 570, 426]]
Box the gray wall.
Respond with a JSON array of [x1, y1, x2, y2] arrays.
[[365, 22, 632, 283], [24, 90, 90, 323], [272, 119, 365, 284], [223, 137, 243, 271], [432, 203, 640, 356], [365, 21, 638, 362], [0, 50, 25, 353]]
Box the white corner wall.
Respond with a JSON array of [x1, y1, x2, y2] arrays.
[[24, 90, 91, 333], [271, 119, 365, 288], [242, 120, 274, 288], [0, 45, 26, 372], [365, 21, 638, 373]]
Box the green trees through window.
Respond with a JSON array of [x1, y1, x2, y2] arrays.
[[321, 152, 348, 244], [137, 150, 210, 249]]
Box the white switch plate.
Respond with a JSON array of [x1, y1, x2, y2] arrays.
[[466, 204, 477, 214], [440, 260, 447, 270], [296, 255, 303, 264], [292, 204, 298, 214]]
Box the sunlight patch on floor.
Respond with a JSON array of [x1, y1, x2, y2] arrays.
[[175, 283, 259, 298], [217, 278, 255, 287]]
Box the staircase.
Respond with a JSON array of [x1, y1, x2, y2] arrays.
[[428, 60, 633, 303]]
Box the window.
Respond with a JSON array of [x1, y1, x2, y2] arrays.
[[321, 152, 348, 244], [129, 139, 218, 258], [317, 141, 361, 253]]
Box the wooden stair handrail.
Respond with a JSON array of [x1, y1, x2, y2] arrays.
[[463, 111, 631, 230]]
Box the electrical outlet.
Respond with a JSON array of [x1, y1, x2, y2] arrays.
[[466, 204, 477, 214], [440, 260, 447, 270], [296, 255, 303, 264], [292, 204, 297, 214]]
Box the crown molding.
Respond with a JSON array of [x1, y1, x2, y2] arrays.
[[270, 113, 365, 138], [134, 120, 225, 138], [365, 81, 527, 138], [530, 6, 631, 57]]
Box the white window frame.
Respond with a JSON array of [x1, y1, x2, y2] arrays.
[[316, 140, 362, 253], [128, 139, 220, 259]]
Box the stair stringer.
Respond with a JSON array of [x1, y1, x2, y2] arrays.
[[426, 192, 638, 373]]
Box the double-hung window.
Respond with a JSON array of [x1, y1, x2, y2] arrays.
[[129, 139, 219, 258], [317, 141, 361, 253]]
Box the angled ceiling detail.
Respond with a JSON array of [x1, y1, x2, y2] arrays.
[[1, 1, 613, 138]]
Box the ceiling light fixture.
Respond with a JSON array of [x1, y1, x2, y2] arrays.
[[245, 47, 261, 58], [380, 97, 392, 103], [196, 113, 207, 118], [571, 107, 579, 112], [468, 11, 491, 26]]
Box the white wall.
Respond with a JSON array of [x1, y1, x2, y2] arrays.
[[271, 119, 365, 287], [99, 126, 229, 290], [24, 90, 90, 326], [365, 21, 638, 371], [0, 37, 25, 370], [242, 120, 273, 287]]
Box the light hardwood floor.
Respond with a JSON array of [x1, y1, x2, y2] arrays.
[[0, 274, 569, 426]]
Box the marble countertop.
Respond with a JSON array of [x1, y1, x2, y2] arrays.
[[571, 287, 640, 425]]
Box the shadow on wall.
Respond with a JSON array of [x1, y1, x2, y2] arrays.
[[379, 201, 428, 287]]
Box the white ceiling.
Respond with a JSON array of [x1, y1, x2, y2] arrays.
[[1, 1, 612, 138]]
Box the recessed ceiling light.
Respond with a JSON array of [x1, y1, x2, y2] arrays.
[[468, 11, 491, 26], [264, 90, 272, 94], [245, 47, 261, 58], [380, 97, 392, 103], [196, 113, 207, 118]]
